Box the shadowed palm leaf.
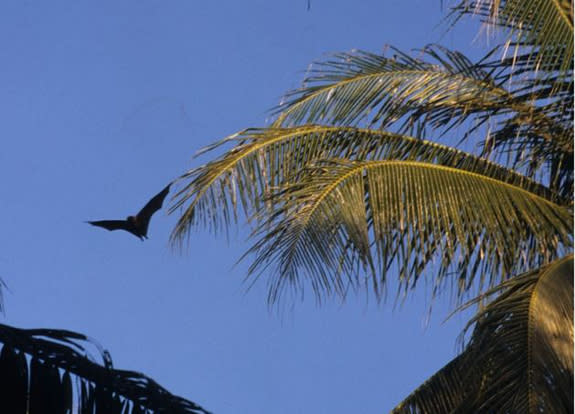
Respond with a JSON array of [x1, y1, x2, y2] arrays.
[[0, 324, 211, 414], [392, 255, 573, 413]]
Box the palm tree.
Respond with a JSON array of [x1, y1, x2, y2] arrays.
[[0, 322, 212, 414], [170, 0, 573, 412]]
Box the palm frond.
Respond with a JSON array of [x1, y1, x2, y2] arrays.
[[245, 158, 572, 303], [392, 255, 574, 413], [475, 69, 573, 199], [462, 254, 573, 412], [391, 349, 476, 413], [478, 48, 574, 193], [273, 45, 512, 131], [270, 45, 572, 192], [169, 126, 567, 247], [0, 324, 212, 414], [450, 0, 573, 75]]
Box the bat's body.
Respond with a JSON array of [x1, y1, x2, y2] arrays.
[[87, 184, 171, 240]]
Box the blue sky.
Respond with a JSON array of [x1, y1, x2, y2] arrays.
[[0, 1, 486, 412]]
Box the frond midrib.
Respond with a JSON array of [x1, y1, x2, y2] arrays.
[[550, 0, 574, 32]]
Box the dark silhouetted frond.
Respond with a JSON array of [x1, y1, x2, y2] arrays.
[[0, 324, 212, 414]]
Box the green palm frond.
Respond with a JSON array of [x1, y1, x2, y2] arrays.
[[0, 324, 212, 414], [391, 349, 475, 413], [169, 126, 567, 247], [272, 45, 567, 141], [270, 45, 572, 191], [463, 254, 573, 412], [450, 0, 573, 75], [393, 255, 573, 413], [245, 159, 572, 303], [467, 15, 574, 196], [273, 45, 513, 131]]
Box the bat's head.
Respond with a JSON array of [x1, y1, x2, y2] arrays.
[[127, 215, 137, 225]]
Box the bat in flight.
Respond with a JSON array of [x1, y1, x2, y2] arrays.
[[87, 184, 171, 240]]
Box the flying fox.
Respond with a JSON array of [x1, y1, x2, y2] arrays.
[[87, 184, 171, 240]]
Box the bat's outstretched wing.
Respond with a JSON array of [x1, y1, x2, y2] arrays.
[[86, 220, 129, 232], [136, 184, 171, 222]]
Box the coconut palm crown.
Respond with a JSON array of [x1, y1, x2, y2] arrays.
[[170, 0, 573, 412]]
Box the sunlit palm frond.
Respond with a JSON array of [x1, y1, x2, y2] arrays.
[[270, 45, 571, 187], [391, 349, 476, 413], [450, 0, 573, 75], [392, 255, 573, 413], [0, 324, 211, 414], [462, 254, 573, 412], [170, 125, 376, 242], [273, 45, 512, 131], [245, 159, 572, 303], [168, 126, 567, 247]]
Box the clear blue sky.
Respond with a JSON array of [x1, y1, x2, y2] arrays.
[[0, 1, 487, 413]]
